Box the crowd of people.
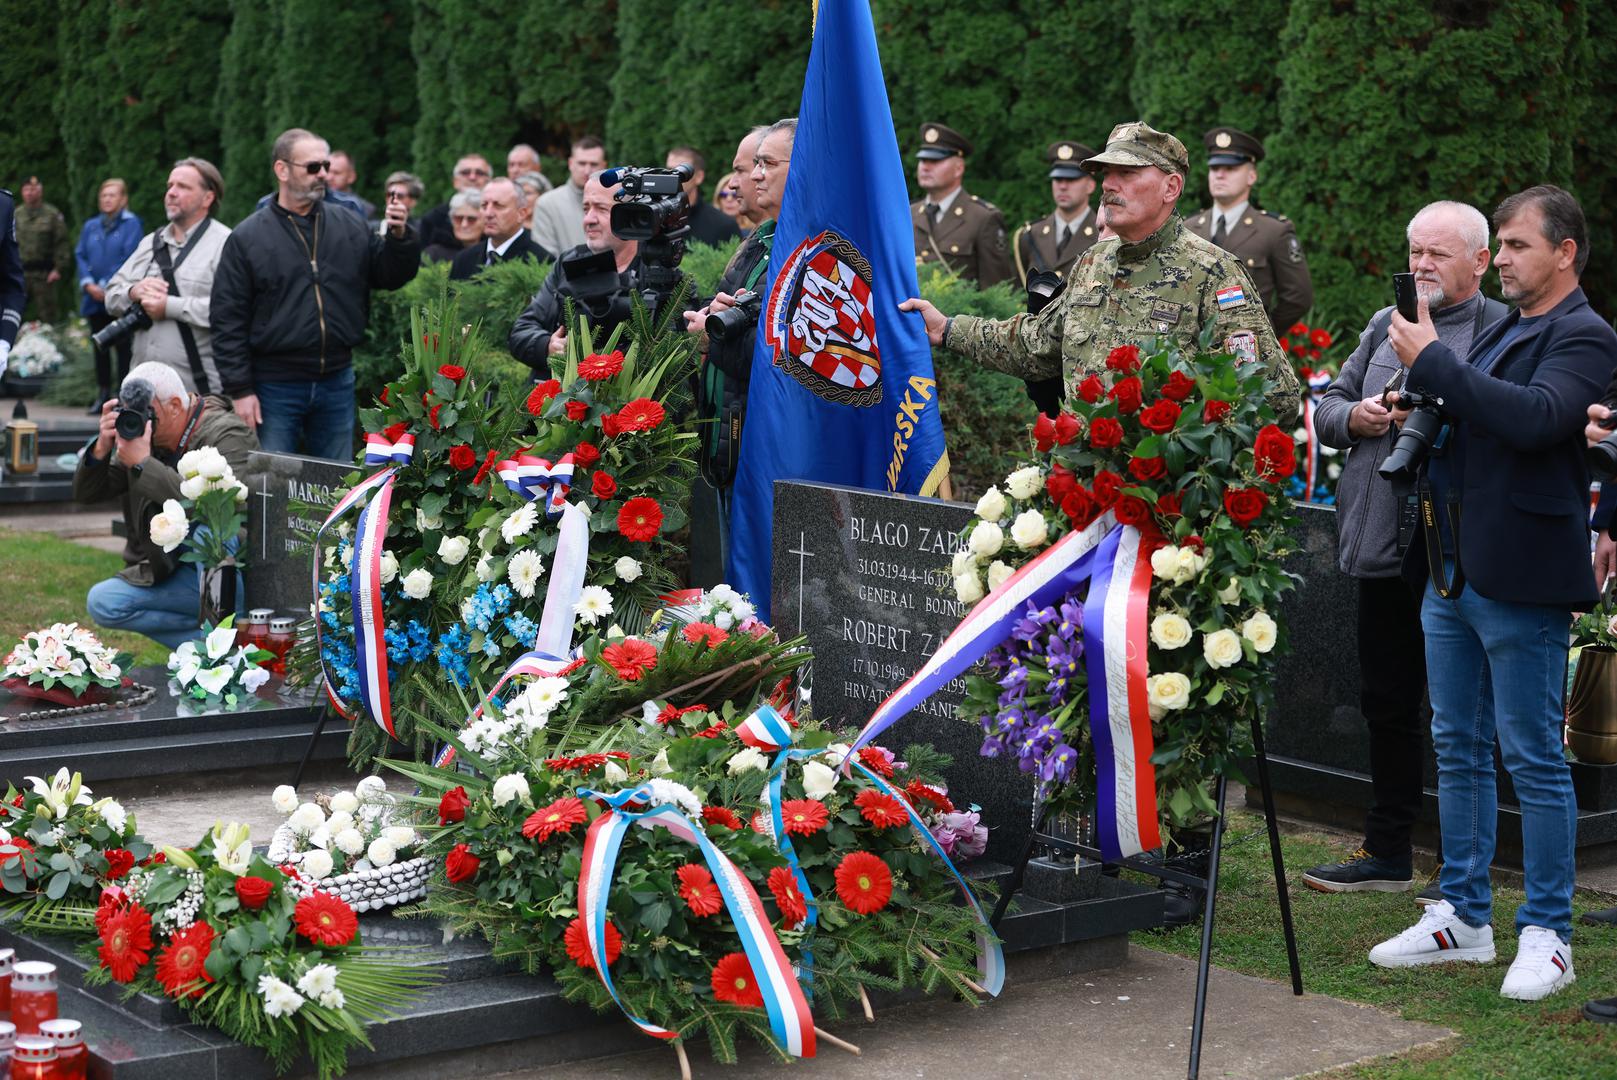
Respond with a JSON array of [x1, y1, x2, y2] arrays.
[[3, 113, 1617, 1024]]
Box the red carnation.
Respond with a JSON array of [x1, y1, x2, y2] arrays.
[[572, 441, 601, 467], [615, 398, 666, 433], [682, 621, 729, 647], [1253, 423, 1297, 482], [703, 806, 743, 830], [1310, 328, 1333, 349], [578, 350, 625, 381], [855, 789, 910, 829], [439, 785, 470, 824], [438, 364, 466, 383], [602, 638, 658, 681], [1156, 492, 1183, 519], [565, 400, 589, 421], [103, 848, 135, 880], [155, 921, 214, 999], [1108, 376, 1143, 415], [1114, 495, 1154, 528], [98, 902, 153, 983], [234, 875, 274, 910], [448, 444, 476, 471], [1106, 344, 1142, 374], [712, 952, 764, 1007], [617, 497, 664, 542], [835, 851, 894, 915], [591, 471, 618, 500], [677, 863, 724, 917], [1223, 487, 1270, 528], [471, 449, 499, 486], [1089, 417, 1124, 449], [294, 891, 359, 947], [768, 866, 809, 928], [445, 842, 481, 883], [905, 780, 954, 813], [1139, 399, 1182, 434], [564, 915, 622, 969], [1288, 322, 1309, 338], [382, 421, 409, 443], [526, 379, 562, 416], [1091, 470, 1124, 508], [780, 799, 829, 836], [1054, 411, 1083, 445], [1045, 464, 1077, 505], [1204, 399, 1233, 422], [1161, 370, 1196, 402], [1032, 413, 1057, 452], [1129, 456, 1166, 482], [1078, 375, 1105, 403], [522, 796, 588, 842]]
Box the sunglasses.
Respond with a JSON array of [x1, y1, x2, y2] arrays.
[[451, 214, 480, 224], [386, 190, 411, 202], [719, 189, 742, 199], [285, 159, 332, 175]]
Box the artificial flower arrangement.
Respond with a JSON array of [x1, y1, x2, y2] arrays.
[[2, 622, 131, 706], [1280, 319, 1346, 504], [0, 768, 150, 927], [166, 617, 274, 705], [384, 589, 996, 1065], [264, 776, 430, 912], [149, 444, 252, 562], [953, 340, 1298, 831], [84, 823, 437, 1079], [302, 291, 701, 766], [3, 321, 66, 380]]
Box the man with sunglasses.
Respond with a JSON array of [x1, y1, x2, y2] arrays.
[[210, 128, 419, 461], [416, 154, 494, 251]]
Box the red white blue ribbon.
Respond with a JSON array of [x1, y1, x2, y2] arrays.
[[496, 453, 574, 520], [845, 512, 1160, 862], [1301, 370, 1331, 502], [577, 784, 815, 1058], [363, 432, 416, 465]]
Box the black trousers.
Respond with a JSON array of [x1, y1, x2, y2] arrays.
[[1357, 574, 1431, 862], [87, 310, 132, 391]]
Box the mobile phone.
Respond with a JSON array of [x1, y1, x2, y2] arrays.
[[1393, 272, 1419, 322], [1380, 367, 1406, 409]]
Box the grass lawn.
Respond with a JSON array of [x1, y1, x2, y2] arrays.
[[0, 529, 170, 667], [1140, 811, 1617, 1079]]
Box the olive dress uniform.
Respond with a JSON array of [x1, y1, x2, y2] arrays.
[[1013, 140, 1099, 415], [910, 124, 1013, 287]]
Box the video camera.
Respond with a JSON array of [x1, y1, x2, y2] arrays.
[[602, 164, 695, 325]]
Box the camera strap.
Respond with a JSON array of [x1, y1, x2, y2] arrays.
[[1416, 473, 1465, 599], [151, 219, 214, 394]]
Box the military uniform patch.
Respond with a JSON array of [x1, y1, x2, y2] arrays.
[[1149, 300, 1183, 325], [763, 230, 884, 408], [1224, 330, 1258, 366], [1215, 285, 1247, 310], [1288, 234, 1304, 263]]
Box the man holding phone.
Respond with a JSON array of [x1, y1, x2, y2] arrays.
[[1307, 202, 1504, 898]]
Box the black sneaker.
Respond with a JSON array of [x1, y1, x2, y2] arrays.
[[1583, 996, 1617, 1024], [1579, 905, 1617, 927], [1302, 848, 1414, 893], [1414, 867, 1444, 906]]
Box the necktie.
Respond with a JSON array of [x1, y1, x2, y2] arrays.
[[484, 244, 496, 266], [926, 204, 940, 227], [1213, 215, 1228, 245], [1059, 224, 1071, 249]]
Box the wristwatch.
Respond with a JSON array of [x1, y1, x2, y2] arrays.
[[129, 460, 145, 480]]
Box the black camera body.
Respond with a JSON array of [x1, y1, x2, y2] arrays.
[[706, 290, 763, 341], [1377, 385, 1447, 482], [114, 377, 156, 441], [607, 164, 693, 245], [1588, 409, 1617, 478], [92, 306, 153, 351]]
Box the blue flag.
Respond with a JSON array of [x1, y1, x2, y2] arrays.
[[727, 0, 950, 621]]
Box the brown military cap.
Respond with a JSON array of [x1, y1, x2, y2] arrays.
[[1046, 140, 1096, 180], [1081, 122, 1189, 178], [1204, 126, 1265, 166], [916, 123, 972, 160]]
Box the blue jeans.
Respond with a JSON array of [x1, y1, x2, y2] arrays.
[[256, 366, 356, 461], [87, 565, 241, 650], [1423, 565, 1576, 939]]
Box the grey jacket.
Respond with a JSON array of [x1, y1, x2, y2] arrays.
[[104, 217, 233, 396], [1314, 291, 1501, 578]]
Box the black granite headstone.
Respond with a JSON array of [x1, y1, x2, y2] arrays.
[[242, 450, 354, 619], [771, 480, 1039, 861]]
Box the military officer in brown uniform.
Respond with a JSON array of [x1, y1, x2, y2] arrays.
[[911, 123, 1013, 288], [1013, 140, 1100, 287], [1185, 127, 1313, 335]]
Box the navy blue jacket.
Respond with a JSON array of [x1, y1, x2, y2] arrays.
[[0, 191, 24, 348], [1401, 286, 1617, 609]]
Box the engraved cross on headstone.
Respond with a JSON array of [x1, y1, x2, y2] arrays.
[[788, 531, 814, 630], [256, 474, 274, 560]]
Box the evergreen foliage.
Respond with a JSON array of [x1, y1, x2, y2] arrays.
[[1128, 0, 1286, 146], [53, 0, 113, 220], [1, 0, 67, 200], [215, 0, 283, 223], [511, 0, 619, 153]]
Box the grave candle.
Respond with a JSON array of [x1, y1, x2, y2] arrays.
[[8, 965, 54, 1036], [266, 618, 296, 674], [37, 1021, 83, 1080], [244, 609, 275, 652], [0, 1021, 14, 1063], [7, 1036, 55, 1080], [0, 948, 13, 1020]]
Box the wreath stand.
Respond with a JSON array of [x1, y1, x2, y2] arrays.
[[989, 712, 1303, 1080]]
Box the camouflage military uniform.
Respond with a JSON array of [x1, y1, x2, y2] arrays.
[[15, 200, 70, 323], [945, 213, 1301, 422]]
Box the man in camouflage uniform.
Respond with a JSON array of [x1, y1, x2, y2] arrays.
[[903, 122, 1300, 423], [911, 123, 1013, 287], [15, 176, 70, 323]]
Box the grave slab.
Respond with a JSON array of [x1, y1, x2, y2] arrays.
[[242, 450, 354, 620]]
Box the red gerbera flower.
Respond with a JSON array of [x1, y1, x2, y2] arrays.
[[905, 780, 954, 813], [614, 397, 666, 432], [711, 952, 764, 1007], [834, 851, 894, 915], [526, 379, 562, 416], [1288, 322, 1309, 338], [293, 891, 359, 947], [602, 638, 658, 681], [155, 921, 214, 999], [858, 746, 896, 778], [578, 350, 625, 380], [676, 863, 724, 917], [438, 364, 467, 382], [702, 806, 743, 830], [767, 866, 809, 928], [855, 789, 910, 829], [564, 915, 622, 969], [692, 720, 729, 739], [779, 799, 828, 836], [682, 621, 729, 647], [1310, 327, 1333, 349], [98, 903, 153, 983], [103, 848, 135, 880], [617, 497, 664, 542], [522, 796, 588, 842]]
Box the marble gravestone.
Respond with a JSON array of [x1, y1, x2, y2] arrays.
[[771, 480, 1040, 861], [242, 450, 354, 621]]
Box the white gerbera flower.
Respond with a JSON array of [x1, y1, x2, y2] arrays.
[[575, 585, 614, 624], [501, 503, 539, 544], [508, 549, 545, 598]]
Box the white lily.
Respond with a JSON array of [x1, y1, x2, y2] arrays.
[[204, 623, 238, 661], [210, 822, 254, 876], [25, 768, 93, 820]]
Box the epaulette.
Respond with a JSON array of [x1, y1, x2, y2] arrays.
[[969, 194, 999, 212]]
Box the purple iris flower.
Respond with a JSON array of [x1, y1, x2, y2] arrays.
[[1040, 743, 1078, 784]]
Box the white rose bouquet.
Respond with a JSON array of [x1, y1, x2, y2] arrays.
[[166, 617, 274, 705], [172, 446, 250, 573], [2, 623, 130, 703], [264, 777, 430, 912]]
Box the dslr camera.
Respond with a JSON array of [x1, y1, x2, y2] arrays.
[[92, 306, 153, 350], [113, 377, 156, 441], [1376, 368, 1447, 482], [706, 290, 763, 342], [1589, 409, 1617, 478]]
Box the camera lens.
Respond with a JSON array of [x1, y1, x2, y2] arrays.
[[1588, 434, 1617, 480], [1378, 408, 1446, 481]]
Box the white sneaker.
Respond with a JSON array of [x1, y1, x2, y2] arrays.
[[1369, 899, 1496, 968], [1500, 926, 1574, 1001]]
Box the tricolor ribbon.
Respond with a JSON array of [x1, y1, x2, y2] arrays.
[[311, 433, 416, 737], [496, 453, 574, 521], [656, 589, 707, 626], [845, 513, 1161, 861], [1302, 369, 1332, 502], [577, 784, 816, 1058]]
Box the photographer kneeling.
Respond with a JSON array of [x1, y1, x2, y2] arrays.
[[1366, 186, 1617, 1002], [74, 362, 259, 649]]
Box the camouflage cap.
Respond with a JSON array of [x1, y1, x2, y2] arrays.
[[1080, 122, 1189, 178]]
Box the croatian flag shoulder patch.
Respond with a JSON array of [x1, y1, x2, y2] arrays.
[[1216, 285, 1247, 310]]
